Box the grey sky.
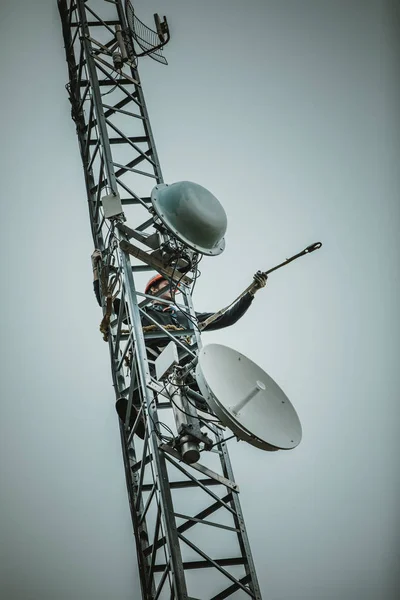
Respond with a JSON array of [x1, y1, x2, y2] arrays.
[[0, 0, 399, 598]]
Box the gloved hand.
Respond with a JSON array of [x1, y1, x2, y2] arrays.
[[249, 271, 268, 296], [91, 249, 102, 269]]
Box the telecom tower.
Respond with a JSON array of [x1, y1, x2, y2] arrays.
[[58, 1, 312, 598]]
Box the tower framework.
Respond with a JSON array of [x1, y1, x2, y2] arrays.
[[58, 1, 262, 598]]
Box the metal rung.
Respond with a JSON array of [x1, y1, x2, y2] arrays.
[[153, 557, 245, 572], [121, 197, 151, 205], [89, 136, 148, 145], [71, 20, 120, 27], [144, 330, 193, 340], [141, 478, 222, 492], [80, 79, 133, 87]]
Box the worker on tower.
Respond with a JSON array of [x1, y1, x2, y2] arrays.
[[140, 272, 267, 330], [91, 249, 267, 436], [91, 250, 267, 331]]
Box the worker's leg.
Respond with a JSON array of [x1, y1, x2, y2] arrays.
[[116, 390, 146, 439], [115, 353, 156, 439]]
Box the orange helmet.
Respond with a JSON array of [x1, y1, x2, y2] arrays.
[[144, 273, 166, 295]]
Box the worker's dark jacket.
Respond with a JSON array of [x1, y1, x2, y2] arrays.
[[93, 280, 253, 331]]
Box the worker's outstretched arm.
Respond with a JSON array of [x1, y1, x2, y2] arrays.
[[197, 271, 268, 332], [197, 293, 254, 331]]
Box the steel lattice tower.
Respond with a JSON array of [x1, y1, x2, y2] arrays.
[[58, 1, 262, 598]]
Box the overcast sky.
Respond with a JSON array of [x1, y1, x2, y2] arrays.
[[0, 0, 399, 598]]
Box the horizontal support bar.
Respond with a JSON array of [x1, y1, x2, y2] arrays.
[[71, 20, 120, 27], [121, 197, 151, 205], [153, 557, 244, 572], [144, 329, 193, 340], [141, 478, 222, 492], [79, 79, 133, 87], [89, 136, 148, 145]]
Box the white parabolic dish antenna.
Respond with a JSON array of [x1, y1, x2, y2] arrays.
[[195, 344, 302, 451]]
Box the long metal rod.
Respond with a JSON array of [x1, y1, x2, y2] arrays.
[[262, 241, 322, 276]]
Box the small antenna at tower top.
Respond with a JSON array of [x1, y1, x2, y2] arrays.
[[125, 1, 170, 64]]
